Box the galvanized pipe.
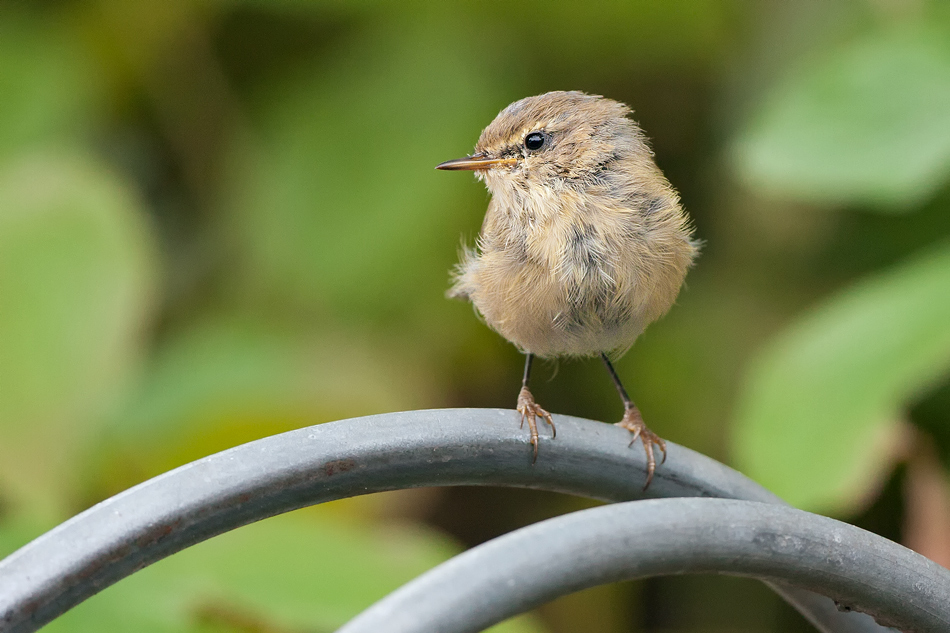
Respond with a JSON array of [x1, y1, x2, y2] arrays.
[[343, 498, 946, 632], [0, 409, 908, 632]]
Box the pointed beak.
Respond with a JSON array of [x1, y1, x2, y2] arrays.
[[435, 154, 517, 171]]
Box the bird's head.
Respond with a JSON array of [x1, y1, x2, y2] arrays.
[[437, 91, 653, 197]]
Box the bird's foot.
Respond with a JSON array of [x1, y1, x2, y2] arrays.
[[615, 406, 667, 489], [517, 386, 556, 464]]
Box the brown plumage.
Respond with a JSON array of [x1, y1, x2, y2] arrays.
[[437, 91, 697, 487]]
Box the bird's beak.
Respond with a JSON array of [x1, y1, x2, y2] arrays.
[[435, 154, 517, 171]]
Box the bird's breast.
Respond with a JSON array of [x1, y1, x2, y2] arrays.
[[469, 194, 642, 356]]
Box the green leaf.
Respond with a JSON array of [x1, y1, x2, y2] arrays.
[[43, 511, 546, 633], [732, 19, 950, 207], [0, 152, 157, 514], [732, 241, 950, 511], [0, 11, 103, 158], [224, 14, 507, 318], [81, 317, 436, 501]]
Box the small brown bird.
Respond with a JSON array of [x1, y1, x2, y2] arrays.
[[437, 91, 697, 486]]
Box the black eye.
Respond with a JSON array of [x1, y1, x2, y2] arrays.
[[524, 132, 546, 151]]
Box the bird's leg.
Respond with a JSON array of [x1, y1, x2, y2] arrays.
[[600, 353, 667, 489], [516, 353, 556, 463]]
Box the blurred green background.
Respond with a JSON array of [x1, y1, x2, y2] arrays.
[[2, 0, 950, 631]]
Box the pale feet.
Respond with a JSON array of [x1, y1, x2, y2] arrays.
[[615, 405, 667, 489], [516, 386, 556, 463]]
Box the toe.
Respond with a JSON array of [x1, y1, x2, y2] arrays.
[[642, 441, 656, 490], [542, 410, 556, 438]]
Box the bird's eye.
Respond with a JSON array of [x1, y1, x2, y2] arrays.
[[524, 132, 546, 151]]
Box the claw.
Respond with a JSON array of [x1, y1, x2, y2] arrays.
[[643, 441, 656, 488], [544, 409, 556, 439], [516, 387, 555, 464], [615, 406, 667, 490], [627, 426, 642, 447]]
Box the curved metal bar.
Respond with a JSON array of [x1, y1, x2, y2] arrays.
[[340, 498, 947, 633], [0, 409, 895, 633]]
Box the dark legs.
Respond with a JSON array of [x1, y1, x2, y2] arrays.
[[600, 353, 667, 489], [600, 352, 633, 408], [522, 353, 534, 389], [512, 352, 664, 482], [516, 353, 555, 463]]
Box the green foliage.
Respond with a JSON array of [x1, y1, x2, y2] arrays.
[[226, 16, 505, 318], [733, 16, 950, 207], [0, 1, 949, 632], [41, 511, 542, 633], [0, 152, 156, 514], [0, 13, 104, 158], [80, 317, 436, 501], [734, 242, 950, 511], [729, 7, 950, 514]]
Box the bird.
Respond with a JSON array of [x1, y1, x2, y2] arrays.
[[437, 91, 697, 487]]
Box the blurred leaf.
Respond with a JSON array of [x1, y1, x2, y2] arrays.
[[211, 0, 385, 13], [0, 514, 52, 560], [0, 11, 104, 158], [733, 241, 950, 512], [0, 152, 157, 514], [224, 13, 505, 319], [44, 511, 545, 633], [81, 316, 437, 501], [733, 18, 950, 207], [466, 0, 736, 72]]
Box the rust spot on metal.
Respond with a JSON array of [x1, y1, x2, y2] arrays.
[[323, 459, 355, 476], [74, 542, 131, 580], [135, 519, 181, 549]]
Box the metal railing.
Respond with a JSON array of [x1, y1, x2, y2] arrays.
[[1, 409, 947, 632]]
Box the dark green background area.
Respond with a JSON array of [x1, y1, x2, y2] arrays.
[[1, 1, 949, 632]]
